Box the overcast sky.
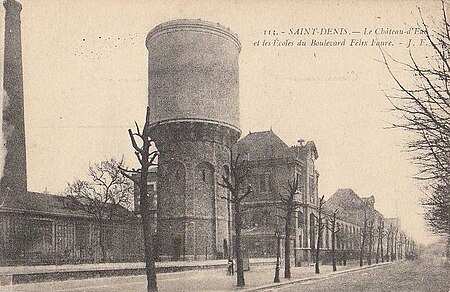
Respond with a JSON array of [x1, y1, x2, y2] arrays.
[[0, 0, 444, 244]]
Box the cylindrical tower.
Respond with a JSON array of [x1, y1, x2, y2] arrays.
[[146, 19, 241, 260]]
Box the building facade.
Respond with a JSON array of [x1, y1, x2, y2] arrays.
[[233, 130, 320, 264], [0, 192, 143, 266]]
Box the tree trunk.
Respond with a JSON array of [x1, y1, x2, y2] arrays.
[[394, 232, 397, 261], [367, 225, 372, 265], [140, 144, 158, 292], [142, 208, 157, 292], [447, 234, 450, 263], [359, 213, 367, 267], [315, 212, 322, 275], [386, 232, 390, 262], [235, 201, 245, 287], [284, 211, 292, 278], [315, 226, 321, 274], [359, 228, 365, 267], [390, 234, 395, 261], [359, 232, 365, 267], [376, 225, 380, 264], [331, 224, 336, 272], [98, 222, 106, 262]]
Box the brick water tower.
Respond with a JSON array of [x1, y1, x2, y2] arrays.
[[146, 19, 241, 260]]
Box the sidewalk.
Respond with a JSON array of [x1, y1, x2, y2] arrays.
[[0, 258, 276, 285], [4, 262, 394, 291], [243, 261, 394, 291]]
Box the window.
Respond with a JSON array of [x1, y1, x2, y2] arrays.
[[297, 169, 306, 195], [297, 211, 304, 228], [148, 183, 156, 192]]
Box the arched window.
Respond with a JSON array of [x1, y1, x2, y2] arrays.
[[160, 160, 186, 216]]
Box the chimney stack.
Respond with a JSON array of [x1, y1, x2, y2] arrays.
[[2, 0, 27, 194]]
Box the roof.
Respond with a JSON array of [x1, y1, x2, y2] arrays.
[[233, 130, 293, 161], [0, 191, 136, 220], [323, 189, 364, 225], [325, 188, 364, 209], [324, 188, 384, 226]]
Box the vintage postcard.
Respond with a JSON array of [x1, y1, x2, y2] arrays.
[[0, 0, 448, 291]]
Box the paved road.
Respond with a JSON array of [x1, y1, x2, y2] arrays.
[[4, 257, 447, 292], [274, 255, 449, 292]]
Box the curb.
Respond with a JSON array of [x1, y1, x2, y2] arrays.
[[243, 262, 395, 291]]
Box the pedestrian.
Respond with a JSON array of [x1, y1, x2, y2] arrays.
[[227, 258, 234, 275]]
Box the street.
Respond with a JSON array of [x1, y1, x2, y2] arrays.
[[2, 255, 448, 292], [275, 255, 449, 292]]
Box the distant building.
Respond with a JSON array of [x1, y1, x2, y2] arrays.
[[0, 192, 143, 265], [323, 188, 389, 262], [324, 189, 384, 228]]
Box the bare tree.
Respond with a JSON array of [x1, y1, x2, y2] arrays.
[[120, 106, 158, 292], [218, 153, 252, 287], [386, 225, 391, 262], [422, 184, 450, 259], [277, 177, 301, 278], [393, 228, 398, 261], [64, 158, 134, 260], [398, 232, 404, 260], [359, 208, 368, 267], [314, 195, 325, 274], [376, 220, 384, 264], [326, 209, 341, 272], [382, 2, 450, 259], [65, 158, 133, 220], [367, 220, 374, 265]]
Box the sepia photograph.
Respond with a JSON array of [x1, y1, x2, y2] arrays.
[[0, 0, 449, 291]]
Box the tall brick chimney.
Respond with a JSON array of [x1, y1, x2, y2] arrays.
[[2, 0, 27, 195]]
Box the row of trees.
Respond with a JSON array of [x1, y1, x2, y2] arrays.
[[279, 190, 417, 278], [63, 8, 448, 291], [65, 136, 417, 291], [383, 2, 449, 260], [66, 98, 421, 291]]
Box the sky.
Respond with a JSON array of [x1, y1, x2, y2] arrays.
[[0, 0, 444, 244]]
